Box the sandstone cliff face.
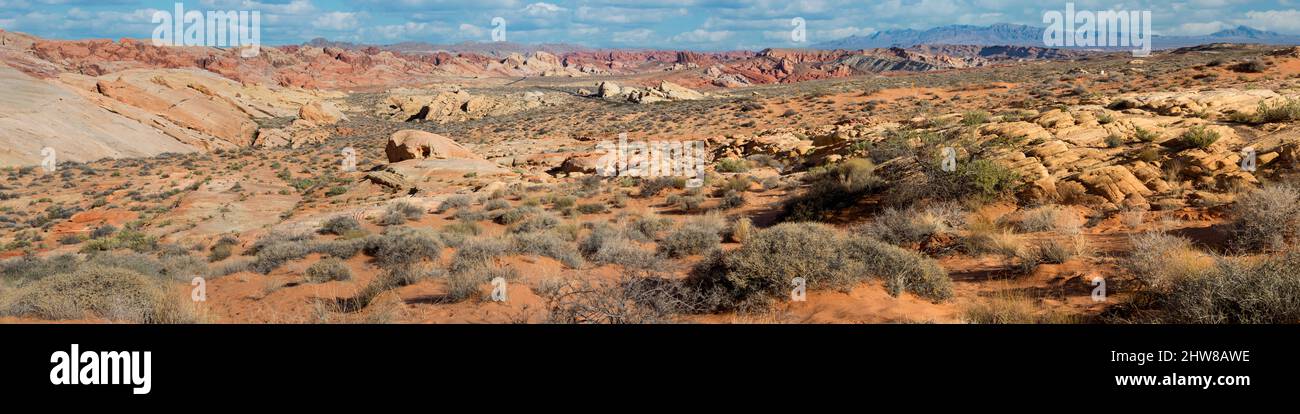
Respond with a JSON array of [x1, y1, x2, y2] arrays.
[[0, 64, 196, 166]]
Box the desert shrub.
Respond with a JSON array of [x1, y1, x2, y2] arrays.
[[1178, 125, 1219, 150], [964, 226, 1027, 258], [1156, 251, 1300, 323], [580, 225, 659, 269], [495, 206, 539, 225], [782, 158, 881, 221], [962, 292, 1072, 324], [1232, 60, 1268, 73], [1255, 98, 1300, 123], [319, 216, 361, 235], [690, 222, 946, 310], [864, 203, 963, 246], [508, 211, 561, 234], [443, 219, 482, 236], [550, 196, 577, 209], [449, 238, 510, 274], [961, 110, 990, 126], [79, 229, 158, 253], [1104, 134, 1124, 148], [576, 203, 607, 214], [304, 258, 352, 283], [0, 265, 195, 323], [729, 217, 753, 243], [844, 236, 952, 300], [957, 159, 1022, 200], [1133, 126, 1159, 143], [1231, 184, 1300, 252], [443, 266, 514, 303], [312, 238, 367, 259], [719, 190, 745, 209], [510, 232, 583, 268], [716, 158, 751, 173], [639, 177, 680, 198], [625, 214, 672, 241], [378, 201, 424, 225], [658, 216, 723, 258], [436, 195, 472, 213], [1016, 205, 1075, 233], [537, 276, 718, 323], [365, 226, 443, 269], [208, 240, 235, 262], [1126, 232, 1207, 290], [667, 194, 705, 212], [250, 240, 313, 274], [444, 271, 486, 302], [1037, 235, 1089, 264], [58, 234, 83, 245], [0, 254, 79, 282], [484, 198, 511, 211], [90, 225, 117, 239]]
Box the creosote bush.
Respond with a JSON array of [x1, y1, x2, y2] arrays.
[[782, 158, 881, 221], [689, 222, 952, 311]]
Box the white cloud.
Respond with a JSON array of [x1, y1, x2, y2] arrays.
[[459, 23, 485, 37], [1167, 21, 1231, 36], [522, 2, 564, 16], [611, 28, 653, 43], [670, 29, 733, 44], [313, 12, 359, 31], [1239, 9, 1300, 32]]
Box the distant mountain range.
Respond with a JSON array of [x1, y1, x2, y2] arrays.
[[304, 38, 593, 56], [813, 23, 1300, 50]]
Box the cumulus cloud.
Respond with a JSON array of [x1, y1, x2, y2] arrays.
[[313, 12, 360, 31], [1240, 9, 1300, 32]]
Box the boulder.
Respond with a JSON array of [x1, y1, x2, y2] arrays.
[[597, 81, 621, 98], [299, 100, 347, 125], [385, 130, 479, 163]]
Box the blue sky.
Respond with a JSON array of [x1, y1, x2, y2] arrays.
[[1, 0, 1299, 50]]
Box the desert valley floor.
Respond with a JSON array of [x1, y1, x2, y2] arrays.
[[3, 30, 1300, 324]]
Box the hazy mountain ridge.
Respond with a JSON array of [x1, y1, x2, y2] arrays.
[[814, 23, 1300, 50]]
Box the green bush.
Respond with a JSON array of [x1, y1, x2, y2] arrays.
[[782, 158, 881, 221], [961, 110, 990, 126], [958, 159, 1021, 200], [715, 158, 751, 173], [690, 222, 952, 310], [1178, 126, 1219, 150], [1256, 98, 1300, 123], [1133, 127, 1159, 143]]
